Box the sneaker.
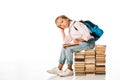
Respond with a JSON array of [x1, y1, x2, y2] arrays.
[[47, 67, 63, 75], [58, 69, 73, 77]]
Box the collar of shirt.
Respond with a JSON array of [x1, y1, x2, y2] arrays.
[[69, 20, 76, 28]]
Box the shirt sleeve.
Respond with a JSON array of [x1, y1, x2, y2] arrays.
[[63, 34, 72, 44]]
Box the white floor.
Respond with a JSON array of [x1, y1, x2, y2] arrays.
[[47, 75, 105, 80], [0, 63, 105, 80]]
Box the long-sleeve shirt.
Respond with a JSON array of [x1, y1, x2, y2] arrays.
[[64, 20, 94, 44]]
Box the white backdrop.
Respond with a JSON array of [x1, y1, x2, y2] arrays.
[[0, 0, 120, 80]]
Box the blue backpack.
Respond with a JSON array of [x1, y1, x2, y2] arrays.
[[81, 20, 104, 41]]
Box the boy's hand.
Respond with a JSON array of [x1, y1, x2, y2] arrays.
[[73, 38, 85, 44], [63, 43, 78, 48]]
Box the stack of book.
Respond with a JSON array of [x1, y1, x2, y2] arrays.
[[95, 45, 106, 74], [85, 49, 95, 75], [74, 51, 86, 76], [74, 45, 106, 76]]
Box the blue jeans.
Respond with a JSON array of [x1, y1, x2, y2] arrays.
[[59, 39, 95, 65]]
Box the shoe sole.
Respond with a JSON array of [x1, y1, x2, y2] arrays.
[[58, 73, 73, 77], [47, 71, 57, 74]]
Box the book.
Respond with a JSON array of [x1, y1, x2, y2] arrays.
[[74, 44, 106, 76]]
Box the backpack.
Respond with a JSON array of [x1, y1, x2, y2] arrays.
[[80, 20, 104, 41]]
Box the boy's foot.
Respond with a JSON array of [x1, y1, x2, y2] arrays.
[[58, 69, 73, 77], [47, 67, 63, 74]]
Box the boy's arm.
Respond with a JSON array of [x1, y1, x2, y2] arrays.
[[63, 38, 85, 48], [73, 38, 85, 44], [60, 28, 66, 41], [63, 43, 78, 48]]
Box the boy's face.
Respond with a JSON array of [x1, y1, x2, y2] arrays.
[[56, 18, 69, 29]]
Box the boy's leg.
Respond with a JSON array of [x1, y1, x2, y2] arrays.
[[67, 64, 73, 71], [58, 63, 63, 70], [65, 39, 95, 65], [47, 48, 66, 74], [58, 40, 95, 77], [58, 48, 66, 66]]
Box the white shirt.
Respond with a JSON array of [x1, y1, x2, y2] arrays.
[[64, 21, 94, 43]]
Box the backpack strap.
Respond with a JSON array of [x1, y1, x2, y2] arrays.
[[71, 21, 79, 31]]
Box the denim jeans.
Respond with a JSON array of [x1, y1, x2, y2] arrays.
[[59, 39, 95, 65]]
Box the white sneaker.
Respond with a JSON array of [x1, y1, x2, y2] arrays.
[[47, 67, 63, 75], [58, 69, 73, 77]]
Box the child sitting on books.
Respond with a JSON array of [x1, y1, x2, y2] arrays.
[[47, 15, 95, 77]]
